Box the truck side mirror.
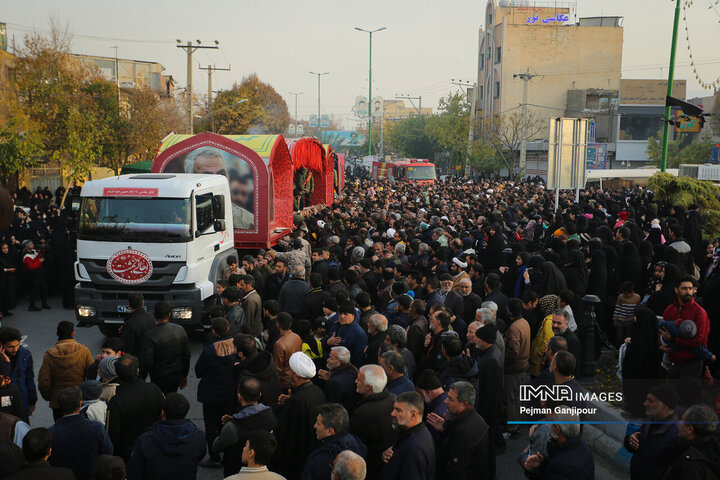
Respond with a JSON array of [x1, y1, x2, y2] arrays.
[[212, 195, 225, 220], [213, 219, 226, 232]]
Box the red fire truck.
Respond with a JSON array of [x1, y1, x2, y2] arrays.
[[371, 158, 436, 183]]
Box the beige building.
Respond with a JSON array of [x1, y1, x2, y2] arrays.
[[382, 99, 432, 120], [70, 53, 175, 98], [477, 0, 623, 132]]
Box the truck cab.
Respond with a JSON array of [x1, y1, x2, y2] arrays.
[[74, 173, 235, 334]]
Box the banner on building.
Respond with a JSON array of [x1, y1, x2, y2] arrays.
[[586, 143, 608, 170], [320, 131, 367, 148]]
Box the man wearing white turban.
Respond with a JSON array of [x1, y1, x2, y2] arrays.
[[272, 352, 326, 480]]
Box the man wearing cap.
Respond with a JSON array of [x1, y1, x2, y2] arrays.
[[273, 352, 326, 480], [624, 384, 680, 480], [415, 369, 448, 446], [325, 303, 368, 368]]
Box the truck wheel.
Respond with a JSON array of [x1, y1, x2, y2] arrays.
[[98, 324, 121, 337]]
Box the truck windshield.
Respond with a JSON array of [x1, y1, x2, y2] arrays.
[[406, 165, 436, 180], [78, 197, 192, 243]]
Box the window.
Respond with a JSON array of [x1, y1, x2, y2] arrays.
[[488, 13, 493, 25], [196, 193, 214, 233], [479, 53, 484, 70], [495, 47, 502, 64], [619, 116, 661, 141], [495, 82, 500, 98]]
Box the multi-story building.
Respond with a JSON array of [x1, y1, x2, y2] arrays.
[[70, 53, 175, 98]]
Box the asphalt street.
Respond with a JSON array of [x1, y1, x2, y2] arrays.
[[3, 295, 629, 479]]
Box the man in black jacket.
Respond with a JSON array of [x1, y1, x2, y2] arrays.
[[551, 310, 581, 363], [378, 391, 435, 480], [213, 377, 278, 478], [107, 355, 164, 461], [301, 403, 367, 480], [318, 346, 358, 413], [474, 323, 505, 451], [140, 301, 191, 394], [233, 334, 282, 411], [349, 364, 396, 480], [127, 393, 206, 480], [7, 427, 75, 480], [120, 293, 155, 357], [272, 352, 326, 480], [665, 404, 720, 480], [428, 381, 494, 480]]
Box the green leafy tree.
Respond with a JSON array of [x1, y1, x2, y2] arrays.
[[647, 172, 720, 235], [210, 74, 290, 135], [647, 130, 714, 168], [12, 22, 104, 190], [384, 115, 438, 159], [425, 93, 471, 172]]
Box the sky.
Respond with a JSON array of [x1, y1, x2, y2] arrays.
[[4, 0, 720, 130]]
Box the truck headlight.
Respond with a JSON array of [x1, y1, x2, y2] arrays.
[[171, 307, 193, 320], [77, 305, 96, 317]]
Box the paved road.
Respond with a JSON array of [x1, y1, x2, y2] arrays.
[[3, 295, 629, 479]]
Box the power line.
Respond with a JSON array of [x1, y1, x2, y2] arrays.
[[6, 22, 174, 45]]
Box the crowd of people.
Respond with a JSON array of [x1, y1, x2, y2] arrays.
[[0, 176, 719, 479]]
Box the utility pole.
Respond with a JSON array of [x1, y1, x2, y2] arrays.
[[660, 0, 682, 173], [309, 72, 329, 138], [111, 46, 120, 104], [356, 27, 387, 157], [177, 40, 219, 134], [199, 64, 231, 132], [289, 91, 303, 137], [464, 82, 478, 177], [514, 69, 537, 178], [395, 95, 422, 115]]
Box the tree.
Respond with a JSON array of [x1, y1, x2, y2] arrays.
[[384, 115, 438, 159], [646, 130, 714, 168], [479, 110, 543, 177], [711, 89, 720, 137], [425, 93, 471, 172], [648, 172, 720, 235], [0, 79, 44, 184], [12, 22, 104, 188], [210, 74, 290, 135]]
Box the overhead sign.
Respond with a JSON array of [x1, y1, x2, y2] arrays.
[[309, 114, 318, 127], [103, 187, 158, 197], [371, 97, 384, 117], [106, 249, 154, 285], [320, 114, 330, 128], [297, 124, 305, 135], [320, 131, 367, 147], [354, 96, 368, 116], [288, 124, 296, 135], [547, 117, 588, 201], [526, 13, 570, 24]]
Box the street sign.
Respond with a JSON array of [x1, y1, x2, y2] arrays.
[[320, 114, 330, 127], [288, 124, 296, 135], [309, 114, 318, 127], [297, 124, 305, 135]]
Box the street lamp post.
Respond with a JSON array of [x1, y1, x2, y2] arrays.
[[289, 91, 303, 137], [309, 72, 329, 138], [355, 26, 386, 157]]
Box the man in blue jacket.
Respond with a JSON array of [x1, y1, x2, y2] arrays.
[[48, 386, 113, 480], [379, 391, 435, 480], [301, 403, 367, 480], [127, 392, 206, 480], [0, 327, 37, 420], [325, 302, 368, 367], [195, 318, 237, 468]]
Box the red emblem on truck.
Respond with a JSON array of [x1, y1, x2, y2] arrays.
[[106, 249, 153, 285]]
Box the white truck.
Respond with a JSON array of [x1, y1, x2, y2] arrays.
[[74, 173, 235, 335]]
